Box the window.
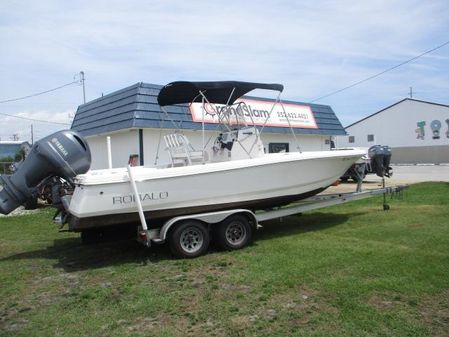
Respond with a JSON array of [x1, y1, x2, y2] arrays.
[[367, 134, 374, 142], [348, 136, 355, 143], [269, 143, 289, 153]]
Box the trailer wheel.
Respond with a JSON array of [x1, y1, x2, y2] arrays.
[[214, 214, 252, 251], [168, 221, 210, 258]]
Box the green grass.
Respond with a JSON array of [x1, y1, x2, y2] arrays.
[[1, 182, 448, 336]]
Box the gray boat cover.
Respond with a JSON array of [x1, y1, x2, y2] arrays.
[[157, 81, 284, 106]]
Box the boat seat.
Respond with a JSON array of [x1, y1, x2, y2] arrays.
[[164, 133, 205, 167]]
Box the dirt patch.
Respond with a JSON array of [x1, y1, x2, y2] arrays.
[[0, 317, 29, 333], [419, 289, 449, 337], [33, 272, 81, 288], [407, 223, 425, 229], [368, 295, 402, 310], [125, 316, 171, 335], [29, 272, 81, 304], [124, 314, 225, 337], [221, 283, 252, 292], [289, 316, 312, 327], [0, 299, 33, 333], [230, 314, 259, 328], [266, 286, 338, 328], [0, 272, 82, 333], [0, 206, 40, 217]]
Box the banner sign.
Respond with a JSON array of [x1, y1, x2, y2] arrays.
[[189, 98, 318, 129]]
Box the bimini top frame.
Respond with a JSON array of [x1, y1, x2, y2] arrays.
[[157, 81, 284, 106], [154, 80, 300, 165]]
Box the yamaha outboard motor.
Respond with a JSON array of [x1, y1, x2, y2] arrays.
[[368, 145, 392, 178], [0, 130, 91, 215]]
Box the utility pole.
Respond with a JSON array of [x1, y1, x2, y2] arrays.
[[31, 124, 34, 145], [80, 71, 86, 104], [409, 87, 413, 98]]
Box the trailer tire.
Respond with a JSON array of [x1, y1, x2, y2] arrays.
[[214, 214, 252, 251], [168, 220, 210, 258]]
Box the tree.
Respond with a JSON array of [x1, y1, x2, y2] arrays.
[[14, 148, 26, 162]]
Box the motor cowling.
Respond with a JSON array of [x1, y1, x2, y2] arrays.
[[368, 145, 392, 178], [0, 130, 91, 215]]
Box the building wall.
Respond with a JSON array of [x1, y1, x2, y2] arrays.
[[87, 130, 139, 169], [260, 133, 329, 152], [337, 100, 449, 164], [0, 142, 31, 160], [86, 128, 329, 169], [391, 145, 449, 164]]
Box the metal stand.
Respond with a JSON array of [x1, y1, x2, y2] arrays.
[[354, 163, 366, 193], [382, 177, 390, 210]]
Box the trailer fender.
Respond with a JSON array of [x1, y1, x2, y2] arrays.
[[158, 209, 257, 242]]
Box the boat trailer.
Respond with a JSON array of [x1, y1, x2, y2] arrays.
[[131, 173, 407, 258]]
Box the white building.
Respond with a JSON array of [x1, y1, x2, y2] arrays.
[[71, 83, 347, 169], [337, 98, 449, 164], [0, 140, 31, 161]]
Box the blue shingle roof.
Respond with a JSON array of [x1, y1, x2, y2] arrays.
[[71, 82, 346, 137]]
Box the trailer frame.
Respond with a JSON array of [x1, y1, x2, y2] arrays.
[[136, 184, 408, 257]]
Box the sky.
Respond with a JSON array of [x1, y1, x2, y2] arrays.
[[1, 0, 448, 142]]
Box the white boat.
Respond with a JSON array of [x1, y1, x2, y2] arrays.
[[62, 81, 364, 231], [0, 80, 367, 257], [68, 146, 364, 230]]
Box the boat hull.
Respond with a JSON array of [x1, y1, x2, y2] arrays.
[[68, 187, 325, 230], [67, 150, 364, 231]]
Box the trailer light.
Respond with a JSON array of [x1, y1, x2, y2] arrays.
[[139, 231, 148, 241]]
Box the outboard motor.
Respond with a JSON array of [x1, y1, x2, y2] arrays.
[[0, 130, 91, 215], [368, 145, 392, 178]]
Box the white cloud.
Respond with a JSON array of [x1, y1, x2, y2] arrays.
[[0, 0, 448, 134], [0, 111, 72, 142]]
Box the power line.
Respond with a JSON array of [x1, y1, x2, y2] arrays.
[[311, 40, 449, 102], [0, 80, 79, 104], [0, 111, 71, 125]]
